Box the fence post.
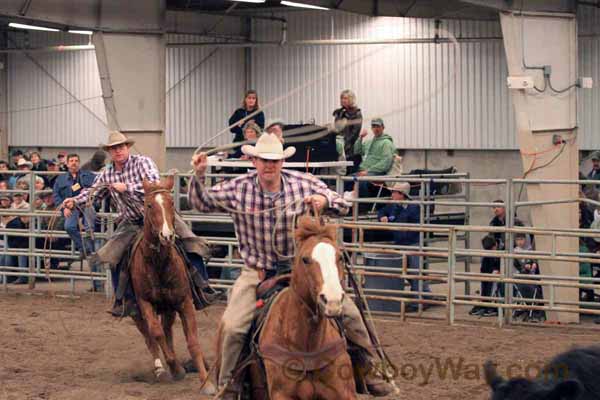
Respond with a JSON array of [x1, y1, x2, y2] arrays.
[[28, 171, 35, 289], [447, 227, 456, 325]]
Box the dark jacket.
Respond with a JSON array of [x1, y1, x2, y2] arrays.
[[489, 215, 525, 251], [481, 256, 501, 274], [377, 203, 420, 245], [229, 108, 265, 143], [588, 168, 600, 182], [53, 170, 97, 206], [333, 107, 362, 158]]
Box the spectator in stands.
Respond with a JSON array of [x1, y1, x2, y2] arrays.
[[232, 122, 262, 160], [229, 89, 265, 144], [81, 150, 107, 172], [469, 235, 502, 317], [513, 232, 545, 322], [45, 159, 60, 188], [333, 89, 362, 174], [30, 151, 47, 172], [377, 182, 430, 310], [489, 199, 526, 251], [351, 118, 395, 197], [0, 193, 10, 209], [57, 151, 68, 172], [265, 119, 285, 143], [4, 192, 30, 283], [30, 176, 46, 209], [588, 151, 600, 184], [36, 192, 67, 271], [0, 160, 9, 183], [10, 149, 24, 170], [53, 153, 97, 262], [8, 158, 32, 189]]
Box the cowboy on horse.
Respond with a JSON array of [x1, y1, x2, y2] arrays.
[[63, 131, 217, 317], [189, 133, 396, 398]]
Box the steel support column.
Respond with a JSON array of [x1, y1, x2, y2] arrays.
[[500, 11, 579, 323], [92, 32, 166, 168]]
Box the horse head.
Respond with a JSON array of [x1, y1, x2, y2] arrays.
[[142, 176, 176, 246], [293, 215, 345, 318]]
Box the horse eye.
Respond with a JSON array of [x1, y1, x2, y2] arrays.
[[147, 204, 152, 208], [302, 256, 311, 265]]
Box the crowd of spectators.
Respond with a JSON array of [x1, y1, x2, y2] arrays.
[[0, 149, 107, 289]]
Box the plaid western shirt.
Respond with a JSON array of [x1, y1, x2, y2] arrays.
[[72, 155, 160, 222], [188, 169, 350, 270]]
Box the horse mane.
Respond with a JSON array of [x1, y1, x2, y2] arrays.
[[295, 215, 336, 244]]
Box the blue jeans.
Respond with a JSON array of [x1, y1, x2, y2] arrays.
[[64, 208, 96, 256], [344, 172, 386, 197], [405, 255, 431, 293]]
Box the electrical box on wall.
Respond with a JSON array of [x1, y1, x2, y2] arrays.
[[507, 76, 534, 89]]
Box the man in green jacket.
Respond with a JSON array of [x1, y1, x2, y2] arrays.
[[351, 117, 395, 197]]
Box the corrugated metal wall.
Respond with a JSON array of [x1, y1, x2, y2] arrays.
[[251, 10, 598, 150], [166, 35, 244, 148], [8, 48, 108, 147], [6, 10, 600, 150]]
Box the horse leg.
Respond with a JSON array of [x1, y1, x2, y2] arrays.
[[132, 313, 169, 382], [161, 310, 186, 381], [137, 299, 179, 383], [178, 297, 216, 396]]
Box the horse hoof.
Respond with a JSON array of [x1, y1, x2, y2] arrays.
[[172, 366, 186, 381], [200, 381, 217, 396], [182, 358, 198, 373], [155, 368, 170, 383]]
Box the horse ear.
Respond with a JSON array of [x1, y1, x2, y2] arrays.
[[164, 175, 174, 191], [142, 179, 150, 192]]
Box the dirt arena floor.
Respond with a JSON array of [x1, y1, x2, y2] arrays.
[[2, 285, 600, 400]]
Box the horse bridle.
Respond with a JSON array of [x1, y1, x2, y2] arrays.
[[144, 188, 176, 250]]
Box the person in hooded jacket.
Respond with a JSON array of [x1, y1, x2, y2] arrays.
[[352, 117, 395, 197]]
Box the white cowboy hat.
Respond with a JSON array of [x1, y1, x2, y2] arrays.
[[16, 158, 32, 168], [100, 131, 135, 151], [388, 181, 411, 198], [241, 133, 296, 160]]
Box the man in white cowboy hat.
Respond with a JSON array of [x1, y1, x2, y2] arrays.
[[190, 133, 396, 399], [62, 131, 214, 316], [8, 158, 33, 189], [378, 182, 430, 305]]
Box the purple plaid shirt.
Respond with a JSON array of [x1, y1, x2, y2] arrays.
[[72, 155, 160, 222], [188, 169, 349, 270]]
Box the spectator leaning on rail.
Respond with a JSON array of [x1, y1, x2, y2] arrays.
[[264, 118, 285, 143], [350, 118, 395, 197], [588, 151, 600, 184], [489, 199, 527, 251], [229, 89, 265, 144], [62, 131, 216, 317], [189, 133, 396, 399], [52, 153, 101, 288], [8, 158, 32, 189], [377, 181, 431, 310], [333, 89, 363, 174]]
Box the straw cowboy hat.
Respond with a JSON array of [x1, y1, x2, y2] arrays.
[[388, 181, 411, 198], [241, 133, 295, 160], [100, 131, 135, 151], [16, 158, 32, 168]]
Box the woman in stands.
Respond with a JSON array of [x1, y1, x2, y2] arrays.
[[333, 89, 363, 175], [229, 89, 265, 145]]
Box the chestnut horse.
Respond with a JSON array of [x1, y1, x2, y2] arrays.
[[129, 177, 215, 396], [216, 215, 356, 399]]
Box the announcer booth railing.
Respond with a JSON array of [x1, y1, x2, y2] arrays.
[[1, 170, 600, 328]]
